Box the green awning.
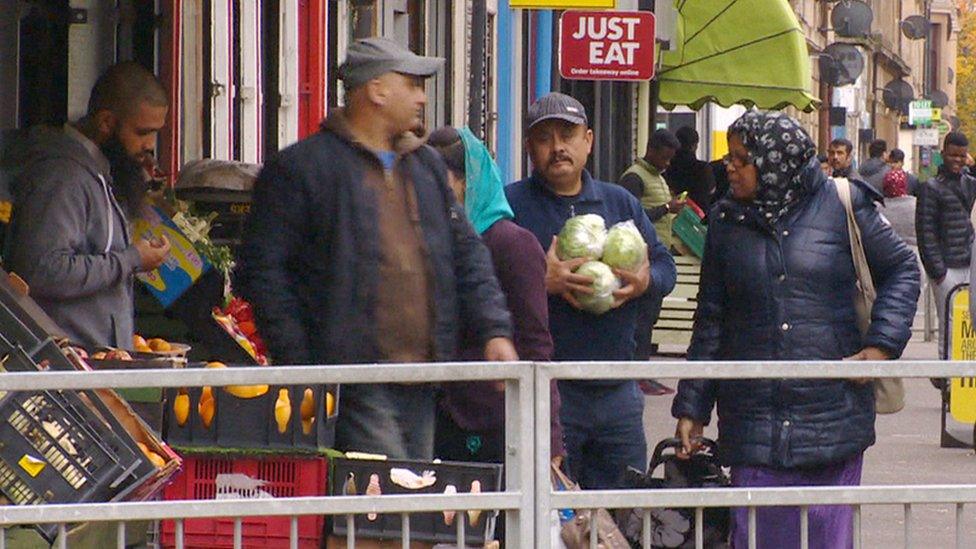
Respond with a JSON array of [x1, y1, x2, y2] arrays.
[[658, 0, 819, 113]]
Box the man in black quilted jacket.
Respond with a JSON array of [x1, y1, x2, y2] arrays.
[[917, 131, 975, 359]]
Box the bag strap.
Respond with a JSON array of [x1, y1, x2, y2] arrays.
[[834, 177, 877, 305]]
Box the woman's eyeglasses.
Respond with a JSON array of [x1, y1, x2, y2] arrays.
[[725, 152, 753, 168]]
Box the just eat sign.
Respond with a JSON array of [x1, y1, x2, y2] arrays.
[[559, 11, 655, 81]]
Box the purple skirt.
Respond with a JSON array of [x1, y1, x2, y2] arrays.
[[730, 453, 864, 549]]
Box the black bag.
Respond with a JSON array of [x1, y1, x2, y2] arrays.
[[615, 438, 731, 548]]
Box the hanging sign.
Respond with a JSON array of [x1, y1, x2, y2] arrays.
[[559, 10, 656, 81], [511, 0, 615, 7]]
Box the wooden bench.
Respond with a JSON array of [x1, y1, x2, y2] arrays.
[[652, 254, 701, 351]]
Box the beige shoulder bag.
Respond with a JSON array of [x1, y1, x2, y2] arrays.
[[834, 178, 905, 414]]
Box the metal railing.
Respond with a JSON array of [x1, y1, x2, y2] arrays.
[[0, 363, 535, 549], [1, 360, 975, 548], [535, 360, 976, 549]]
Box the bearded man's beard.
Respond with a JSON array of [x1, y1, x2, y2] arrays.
[[100, 137, 151, 218]]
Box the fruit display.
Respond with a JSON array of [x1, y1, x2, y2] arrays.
[[132, 334, 189, 356], [165, 367, 339, 450], [212, 297, 269, 365]]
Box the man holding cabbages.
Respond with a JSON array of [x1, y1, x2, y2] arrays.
[[505, 92, 677, 489]]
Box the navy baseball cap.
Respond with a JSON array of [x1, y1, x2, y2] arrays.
[[525, 92, 588, 132]]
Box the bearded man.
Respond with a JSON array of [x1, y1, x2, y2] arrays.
[[7, 62, 171, 348]]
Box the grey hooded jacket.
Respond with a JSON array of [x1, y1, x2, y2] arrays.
[[859, 157, 890, 194], [6, 126, 143, 348]]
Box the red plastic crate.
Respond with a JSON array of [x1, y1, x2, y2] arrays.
[[160, 454, 328, 548]]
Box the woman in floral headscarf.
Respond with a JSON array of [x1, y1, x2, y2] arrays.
[[671, 112, 920, 548]]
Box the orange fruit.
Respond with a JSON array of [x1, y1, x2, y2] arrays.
[[326, 391, 335, 416], [148, 338, 171, 352], [133, 335, 148, 348], [300, 388, 315, 420]]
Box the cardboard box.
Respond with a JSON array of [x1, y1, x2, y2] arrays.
[[133, 206, 211, 308]]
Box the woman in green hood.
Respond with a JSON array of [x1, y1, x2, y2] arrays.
[[428, 126, 565, 463]]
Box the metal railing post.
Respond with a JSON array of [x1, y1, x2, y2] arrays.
[[505, 363, 536, 548], [534, 363, 553, 548]]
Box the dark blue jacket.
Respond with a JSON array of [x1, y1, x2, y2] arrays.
[[672, 161, 920, 469], [235, 118, 512, 366], [506, 171, 677, 366]]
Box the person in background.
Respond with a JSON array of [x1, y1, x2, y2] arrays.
[[7, 61, 171, 349], [236, 38, 516, 460], [507, 92, 677, 489], [887, 148, 920, 196], [619, 129, 685, 249], [828, 138, 859, 180], [709, 154, 732, 208], [818, 153, 832, 177], [882, 166, 919, 250], [673, 111, 919, 549], [618, 129, 684, 374], [665, 126, 716, 209], [427, 125, 565, 463], [859, 139, 890, 194], [916, 131, 976, 361]]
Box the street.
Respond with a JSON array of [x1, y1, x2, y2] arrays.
[[643, 338, 976, 547]]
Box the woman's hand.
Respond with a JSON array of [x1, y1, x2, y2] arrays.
[[675, 417, 704, 459], [845, 346, 891, 384]]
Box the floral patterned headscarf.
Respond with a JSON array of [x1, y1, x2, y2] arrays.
[[728, 111, 817, 223]]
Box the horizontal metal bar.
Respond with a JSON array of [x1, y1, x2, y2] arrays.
[[1, 360, 971, 391], [537, 360, 976, 381], [0, 493, 519, 525], [0, 362, 531, 391], [550, 485, 976, 509]]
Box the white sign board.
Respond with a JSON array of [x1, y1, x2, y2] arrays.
[[914, 128, 940, 147]]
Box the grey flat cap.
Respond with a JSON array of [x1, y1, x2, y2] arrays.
[[339, 37, 444, 90], [525, 92, 588, 132]]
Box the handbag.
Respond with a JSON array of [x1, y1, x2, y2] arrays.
[[551, 463, 630, 549], [616, 438, 730, 548], [834, 177, 906, 414]]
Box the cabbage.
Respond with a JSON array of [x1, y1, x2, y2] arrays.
[[573, 261, 621, 315], [602, 220, 648, 272], [557, 214, 607, 261]]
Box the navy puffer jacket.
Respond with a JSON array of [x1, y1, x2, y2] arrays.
[[672, 161, 920, 469]]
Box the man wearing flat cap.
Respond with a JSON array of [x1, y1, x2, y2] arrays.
[[506, 92, 677, 489], [237, 37, 516, 459]]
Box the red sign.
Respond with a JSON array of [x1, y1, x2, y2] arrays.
[[559, 11, 656, 81]]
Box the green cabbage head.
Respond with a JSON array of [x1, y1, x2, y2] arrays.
[[602, 220, 648, 272], [573, 261, 621, 315], [557, 214, 607, 260]]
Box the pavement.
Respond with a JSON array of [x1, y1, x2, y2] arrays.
[[640, 337, 976, 547]]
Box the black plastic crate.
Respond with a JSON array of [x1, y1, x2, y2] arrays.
[[0, 388, 157, 542], [0, 334, 76, 373], [328, 457, 503, 546], [164, 366, 339, 452], [174, 188, 251, 249]]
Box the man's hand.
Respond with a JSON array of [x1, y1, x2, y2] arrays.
[[667, 197, 687, 214], [546, 237, 594, 309], [484, 337, 518, 362], [135, 235, 171, 272], [611, 254, 651, 308], [675, 417, 704, 459], [845, 346, 891, 384]]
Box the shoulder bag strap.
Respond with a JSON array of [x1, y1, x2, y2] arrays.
[[834, 177, 877, 335]]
